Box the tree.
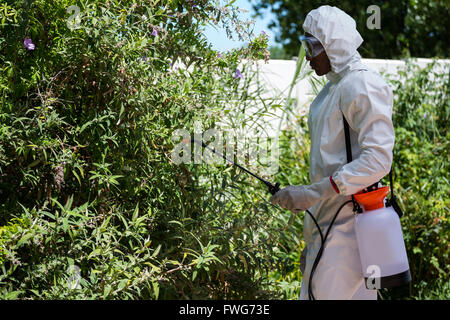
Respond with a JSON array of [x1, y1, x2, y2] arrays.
[[252, 0, 449, 59], [268, 45, 292, 59]]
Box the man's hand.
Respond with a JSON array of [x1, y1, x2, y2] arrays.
[[270, 177, 337, 213]]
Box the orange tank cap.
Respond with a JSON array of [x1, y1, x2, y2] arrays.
[[353, 186, 389, 211]]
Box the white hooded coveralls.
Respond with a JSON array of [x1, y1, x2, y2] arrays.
[[299, 6, 395, 300]]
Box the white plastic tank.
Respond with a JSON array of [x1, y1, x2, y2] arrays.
[[354, 186, 411, 289]]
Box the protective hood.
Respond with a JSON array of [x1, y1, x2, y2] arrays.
[[303, 5, 364, 79]]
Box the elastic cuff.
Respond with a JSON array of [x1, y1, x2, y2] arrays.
[[329, 176, 340, 194]]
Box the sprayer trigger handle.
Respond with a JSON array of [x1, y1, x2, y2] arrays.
[[269, 182, 280, 195]]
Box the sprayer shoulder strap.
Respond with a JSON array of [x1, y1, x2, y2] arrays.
[[342, 114, 353, 163], [342, 114, 403, 218], [342, 115, 363, 213], [387, 163, 404, 218]]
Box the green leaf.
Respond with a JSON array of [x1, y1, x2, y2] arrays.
[[67, 257, 75, 266], [90, 272, 98, 284], [101, 216, 112, 229], [4, 290, 23, 300], [29, 289, 40, 297], [119, 104, 125, 118], [78, 120, 95, 133], [132, 202, 139, 223], [62, 217, 68, 232], [67, 211, 88, 220], [89, 248, 102, 259], [152, 280, 159, 299], [17, 233, 34, 246], [72, 169, 81, 185], [152, 244, 161, 258], [103, 285, 112, 299], [27, 158, 41, 168], [168, 220, 182, 226], [117, 279, 128, 291]]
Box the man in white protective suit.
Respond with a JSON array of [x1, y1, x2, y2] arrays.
[[270, 5, 395, 300]]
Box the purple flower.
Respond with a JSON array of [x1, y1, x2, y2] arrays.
[[217, 52, 223, 58], [24, 38, 35, 50], [169, 62, 178, 71], [234, 68, 243, 80], [261, 30, 267, 36], [152, 27, 158, 36], [423, 113, 427, 119]]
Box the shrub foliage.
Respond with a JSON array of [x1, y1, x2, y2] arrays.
[[0, 0, 285, 299], [0, 0, 448, 300]]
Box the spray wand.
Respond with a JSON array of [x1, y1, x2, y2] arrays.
[[191, 139, 280, 195]]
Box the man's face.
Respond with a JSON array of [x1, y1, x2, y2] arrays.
[[304, 33, 331, 76]]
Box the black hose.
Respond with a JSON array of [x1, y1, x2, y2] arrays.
[[305, 209, 324, 249], [307, 200, 353, 300], [304, 209, 323, 301]]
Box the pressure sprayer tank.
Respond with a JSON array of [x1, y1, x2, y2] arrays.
[[354, 186, 411, 289]]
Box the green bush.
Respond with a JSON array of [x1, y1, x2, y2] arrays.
[[0, 0, 289, 299]]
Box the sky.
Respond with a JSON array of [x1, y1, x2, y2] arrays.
[[203, 0, 278, 51]]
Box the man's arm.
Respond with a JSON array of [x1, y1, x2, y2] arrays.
[[331, 71, 395, 195]]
